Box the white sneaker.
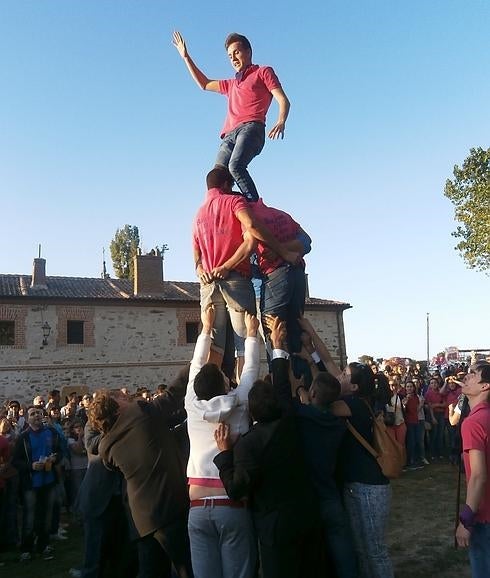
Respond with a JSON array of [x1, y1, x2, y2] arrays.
[[69, 569, 82, 578], [422, 458, 430, 465], [20, 551, 32, 562], [42, 545, 55, 561], [50, 530, 68, 541]]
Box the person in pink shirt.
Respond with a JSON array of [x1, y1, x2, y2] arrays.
[[441, 376, 462, 464], [251, 198, 311, 373], [173, 31, 290, 202], [425, 377, 446, 459], [456, 363, 490, 578], [193, 167, 297, 375]]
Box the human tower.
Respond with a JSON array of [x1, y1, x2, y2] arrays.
[[172, 30, 311, 374]]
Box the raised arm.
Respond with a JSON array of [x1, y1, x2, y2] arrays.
[[172, 31, 220, 92], [185, 306, 214, 406], [268, 87, 290, 140], [235, 313, 260, 403], [298, 315, 342, 379]]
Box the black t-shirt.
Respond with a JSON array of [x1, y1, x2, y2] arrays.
[[339, 395, 389, 486]]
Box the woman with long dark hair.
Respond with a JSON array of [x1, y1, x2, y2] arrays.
[[299, 318, 394, 578]]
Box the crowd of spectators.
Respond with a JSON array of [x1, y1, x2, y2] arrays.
[[363, 358, 473, 470]]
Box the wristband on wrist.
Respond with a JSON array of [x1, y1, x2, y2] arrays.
[[311, 351, 321, 364], [459, 504, 476, 530]]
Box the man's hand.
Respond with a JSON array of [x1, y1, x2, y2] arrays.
[[211, 266, 229, 280], [268, 121, 286, 140], [214, 423, 232, 452], [244, 312, 259, 338], [201, 305, 215, 335], [455, 522, 471, 548], [32, 461, 45, 471], [298, 314, 314, 336], [172, 31, 188, 59], [196, 264, 213, 285], [265, 315, 287, 350], [300, 331, 315, 354]]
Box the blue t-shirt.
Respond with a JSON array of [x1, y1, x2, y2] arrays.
[[29, 427, 56, 488]]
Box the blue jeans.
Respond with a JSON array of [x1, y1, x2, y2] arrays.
[[430, 413, 445, 457], [21, 483, 56, 554], [406, 423, 419, 465], [469, 523, 490, 578], [188, 503, 257, 578], [216, 121, 265, 201], [343, 483, 394, 578], [319, 496, 358, 578], [261, 264, 306, 376]]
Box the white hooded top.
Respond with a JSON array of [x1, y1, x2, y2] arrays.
[[185, 332, 260, 480]]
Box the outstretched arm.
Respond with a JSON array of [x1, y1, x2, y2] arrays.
[[236, 208, 300, 265], [268, 87, 290, 139], [298, 315, 341, 379], [186, 306, 214, 405], [172, 31, 220, 92]]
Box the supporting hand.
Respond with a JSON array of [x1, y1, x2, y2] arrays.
[[196, 264, 213, 285], [244, 312, 259, 338], [265, 315, 287, 350], [211, 266, 230, 280], [214, 422, 232, 451]]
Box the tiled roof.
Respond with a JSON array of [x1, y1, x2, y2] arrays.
[[0, 274, 350, 309]]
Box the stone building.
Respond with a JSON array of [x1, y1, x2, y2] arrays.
[[0, 255, 351, 403]]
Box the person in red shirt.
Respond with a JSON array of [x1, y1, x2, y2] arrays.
[[442, 377, 462, 464], [251, 198, 311, 373], [456, 363, 490, 578], [402, 381, 424, 469], [193, 167, 297, 376], [425, 377, 446, 459], [173, 31, 290, 202]]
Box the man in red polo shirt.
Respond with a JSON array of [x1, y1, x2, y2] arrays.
[[456, 362, 490, 578], [173, 31, 290, 202], [251, 198, 311, 373], [193, 167, 298, 374]]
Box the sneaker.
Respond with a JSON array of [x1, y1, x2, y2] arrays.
[[422, 458, 430, 465], [57, 527, 68, 535], [20, 551, 32, 562], [50, 530, 68, 541], [42, 546, 55, 561], [69, 569, 82, 578]]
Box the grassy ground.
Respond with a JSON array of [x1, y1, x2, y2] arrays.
[[1, 462, 471, 577]]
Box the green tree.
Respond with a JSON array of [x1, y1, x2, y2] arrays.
[[110, 225, 140, 279], [444, 147, 490, 272]]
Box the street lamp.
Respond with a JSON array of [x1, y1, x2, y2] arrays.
[[426, 313, 430, 364], [42, 321, 51, 346]]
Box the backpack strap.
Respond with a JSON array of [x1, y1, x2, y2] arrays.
[[345, 420, 379, 460]]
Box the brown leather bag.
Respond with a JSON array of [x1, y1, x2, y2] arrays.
[[346, 400, 406, 479]]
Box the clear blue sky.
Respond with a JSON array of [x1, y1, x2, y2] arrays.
[[1, 1, 489, 362]]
